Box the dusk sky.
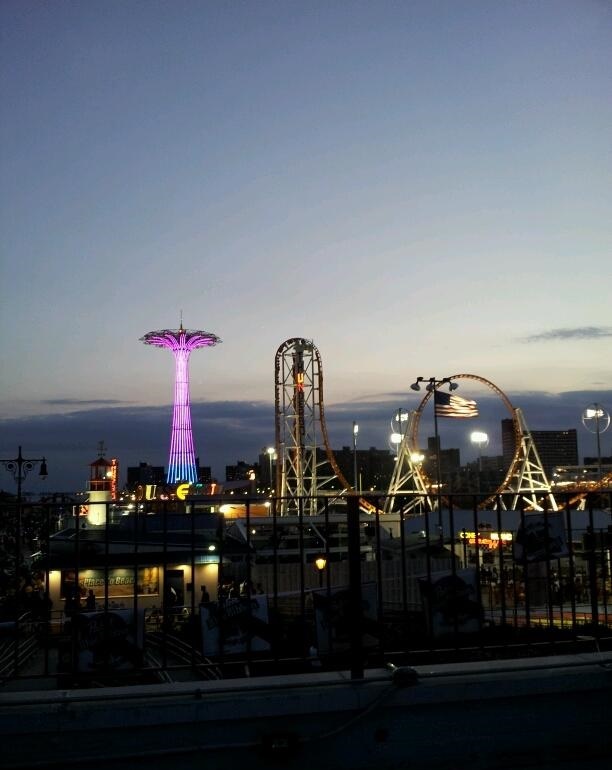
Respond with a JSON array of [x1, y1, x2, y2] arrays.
[[1, 1, 610, 493]]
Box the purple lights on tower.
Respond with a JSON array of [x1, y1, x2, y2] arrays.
[[141, 324, 221, 484]]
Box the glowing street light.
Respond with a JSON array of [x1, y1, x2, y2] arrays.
[[266, 446, 276, 491], [314, 555, 327, 588], [582, 404, 610, 482], [470, 430, 489, 494]]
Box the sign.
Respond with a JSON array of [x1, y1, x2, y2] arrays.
[[313, 582, 379, 655], [459, 530, 513, 549], [201, 596, 271, 656], [61, 567, 159, 600], [58, 609, 145, 674], [514, 514, 568, 562], [419, 568, 482, 638], [176, 483, 191, 500]]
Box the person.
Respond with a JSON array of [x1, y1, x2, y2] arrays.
[[200, 585, 210, 605], [85, 590, 96, 611]]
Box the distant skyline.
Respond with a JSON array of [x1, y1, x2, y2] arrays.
[[1, 1, 610, 491], [2, 383, 611, 494]]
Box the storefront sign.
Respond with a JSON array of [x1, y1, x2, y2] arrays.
[[61, 567, 159, 600]]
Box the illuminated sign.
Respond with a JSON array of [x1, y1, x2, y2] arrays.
[[176, 483, 191, 500], [459, 531, 513, 549], [110, 458, 119, 500], [61, 567, 159, 599]]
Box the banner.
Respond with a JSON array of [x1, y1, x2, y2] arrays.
[[513, 514, 568, 562], [313, 582, 379, 655], [59, 608, 145, 674], [201, 596, 271, 656], [419, 568, 482, 638]]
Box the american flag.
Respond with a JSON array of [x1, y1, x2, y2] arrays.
[[434, 390, 478, 418]]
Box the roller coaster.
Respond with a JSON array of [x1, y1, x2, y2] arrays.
[[273, 339, 610, 515]]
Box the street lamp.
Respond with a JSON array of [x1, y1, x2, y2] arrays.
[[390, 409, 408, 458], [470, 431, 489, 494], [1, 446, 48, 542], [410, 376, 458, 536], [352, 421, 359, 492], [1, 445, 48, 504], [314, 555, 327, 588], [266, 446, 276, 492], [581, 404, 610, 482]]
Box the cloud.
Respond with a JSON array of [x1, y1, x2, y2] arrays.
[[42, 398, 129, 406], [2, 390, 611, 495], [523, 327, 612, 343]]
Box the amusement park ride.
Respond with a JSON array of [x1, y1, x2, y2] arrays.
[[273, 338, 611, 515]]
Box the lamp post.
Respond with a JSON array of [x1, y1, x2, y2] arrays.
[[470, 430, 489, 494], [581, 404, 610, 483], [1, 446, 48, 508], [1, 446, 48, 560], [352, 422, 359, 492], [266, 446, 276, 492], [314, 555, 327, 588], [410, 376, 458, 537], [390, 409, 408, 458]]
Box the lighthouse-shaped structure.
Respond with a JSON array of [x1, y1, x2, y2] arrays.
[[141, 323, 221, 484], [85, 444, 119, 526]]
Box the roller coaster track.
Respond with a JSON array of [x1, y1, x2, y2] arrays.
[[275, 350, 604, 515], [411, 373, 525, 510], [556, 470, 612, 509], [274, 338, 353, 514]]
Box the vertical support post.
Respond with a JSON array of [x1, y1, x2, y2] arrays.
[[347, 495, 363, 680], [587, 498, 599, 631]]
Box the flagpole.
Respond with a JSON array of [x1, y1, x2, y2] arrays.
[[411, 375, 459, 543]]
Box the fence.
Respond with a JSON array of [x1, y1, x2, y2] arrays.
[[0, 490, 611, 686]]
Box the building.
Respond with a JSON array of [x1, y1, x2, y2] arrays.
[[323, 446, 396, 492], [127, 462, 166, 489], [226, 461, 257, 483], [501, 419, 578, 480], [127, 462, 212, 491]]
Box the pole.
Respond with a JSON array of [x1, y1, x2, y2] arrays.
[[347, 495, 363, 680], [432, 384, 443, 537], [595, 409, 602, 482], [16, 446, 23, 536]]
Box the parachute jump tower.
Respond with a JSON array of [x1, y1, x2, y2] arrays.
[[141, 323, 221, 484]]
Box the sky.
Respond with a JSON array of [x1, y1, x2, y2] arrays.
[[1, 1, 611, 493]]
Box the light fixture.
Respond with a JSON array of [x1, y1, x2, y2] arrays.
[[314, 556, 327, 572], [470, 431, 489, 445]]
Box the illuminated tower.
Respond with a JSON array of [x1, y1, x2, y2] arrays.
[[141, 323, 221, 484]]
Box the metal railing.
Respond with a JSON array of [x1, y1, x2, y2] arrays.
[[0, 490, 610, 687]]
